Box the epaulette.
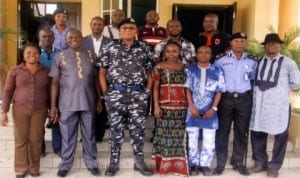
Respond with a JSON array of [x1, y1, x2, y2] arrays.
[[215, 53, 226, 60], [247, 54, 259, 61]]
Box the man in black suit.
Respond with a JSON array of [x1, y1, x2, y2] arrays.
[[82, 16, 111, 143]]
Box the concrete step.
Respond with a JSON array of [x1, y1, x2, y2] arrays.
[[1, 116, 299, 169], [1, 148, 300, 169]]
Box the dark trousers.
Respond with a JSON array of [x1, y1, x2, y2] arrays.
[[215, 92, 252, 169], [51, 123, 61, 153], [94, 100, 108, 142], [105, 90, 148, 164], [250, 127, 289, 170]]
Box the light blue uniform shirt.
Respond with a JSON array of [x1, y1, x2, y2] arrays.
[[39, 48, 60, 69], [214, 50, 257, 93], [51, 25, 69, 50]]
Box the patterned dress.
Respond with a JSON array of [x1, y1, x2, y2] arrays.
[[151, 67, 188, 176]]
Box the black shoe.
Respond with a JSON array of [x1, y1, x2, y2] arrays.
[[213, 167, 224, 175], [189, 166, 199, 176], [16, 174, 25, 178], [88, 167, 100, 176], [95, 137, 103, 143], [149, 137, 154, 143], [201, 167, 212, 176], [57, 170, 68, 177], [105, 163, 119, 176], [134, 162, 153, 176], [40, 151, 46, 157], [29, 172, 40, 177], [232, 164, 249, 176], [55, 150, 62, 157]]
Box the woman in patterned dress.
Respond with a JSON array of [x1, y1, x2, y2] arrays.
[[151, 41, 188, 176]]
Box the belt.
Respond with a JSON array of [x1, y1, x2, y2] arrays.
[[112, 84, 144, 93], [222, 91, 251, 98]]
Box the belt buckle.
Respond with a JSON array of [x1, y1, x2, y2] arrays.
[[126, 87, 131, 93], [233, 93, 239, 98]]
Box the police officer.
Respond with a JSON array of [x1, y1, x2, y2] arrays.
[[214, 32, 257, 175], [49, 28, 101, 177], [98, 18, 154, 176]]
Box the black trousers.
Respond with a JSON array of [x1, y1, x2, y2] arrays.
[[215, 92, 252, 169], [250, 112, 290, 171], [94, 99, 108, 142]]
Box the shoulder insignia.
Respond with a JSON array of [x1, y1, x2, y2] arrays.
[[247, 54, 259, 61], [215, 53, 226, 60]]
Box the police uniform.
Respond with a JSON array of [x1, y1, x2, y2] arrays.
[[51, 9, 69, 50], [49, 48, 98, 171], [214, 32, 257, 175], [97, 37, 154, 166]]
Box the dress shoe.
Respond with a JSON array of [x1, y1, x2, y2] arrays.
[[55, 150, 62, 158], [189, 166, 199, 175], [232, 164, 249, 175], [16, 174, 25, 178], [248, 165, 267, 174], [267, 169, 279, 178], [213, 166, 224, 175], [29, 172, 40, 177], [105, 163, 120, 176], [88, 167, 100, 176], [57, 170, 68, 177], [201, 167, 212, 176], [134, 162, 153, 176]]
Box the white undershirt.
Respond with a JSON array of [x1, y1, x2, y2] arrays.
[[198, 64, 209, 97], [91, 35, 103, 57]]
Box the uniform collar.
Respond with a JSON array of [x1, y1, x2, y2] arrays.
[[227, 50, 248, 60]]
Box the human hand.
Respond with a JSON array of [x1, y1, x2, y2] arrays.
[[50, 107, 59, 124], [189, 105, 200, 118], [0, 113, 8, 126], [96, 99, 103, 113], [154, 106, 162, 119], [203, 109, 215, 119]]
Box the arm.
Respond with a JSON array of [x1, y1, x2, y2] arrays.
[[146, 70, 153, 91], [95, 69, 103, 113], [99, 68, 108, 94], [152, 67, 161, 119], [186, 88, 200, 118], [50, 78, 59, 123], [288, 59, 300, 90], [203, 92, 221, 119], [1, 69, 16, 126]]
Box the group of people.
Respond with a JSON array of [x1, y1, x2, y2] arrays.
[[1, 8, 300, 178]]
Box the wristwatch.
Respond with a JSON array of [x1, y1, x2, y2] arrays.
[[212, 106, 218, 112]]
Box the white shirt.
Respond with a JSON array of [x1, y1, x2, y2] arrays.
[[91, 35, 102, 57], [103, 25, 120, 39]]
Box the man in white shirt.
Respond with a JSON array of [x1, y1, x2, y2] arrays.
[[82, 16, 111, 143], [103, 9, 125, 39]]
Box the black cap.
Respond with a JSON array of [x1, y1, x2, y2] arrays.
[[261, 33, 283, 45], [118, 18, 136, 29], [53, 9, 68, 17], [230, 32, 247, 41]]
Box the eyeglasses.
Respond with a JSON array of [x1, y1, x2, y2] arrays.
[[120, 26, 136, 30]]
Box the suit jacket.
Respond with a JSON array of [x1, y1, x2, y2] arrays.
[[82, 34, 111, 60]]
